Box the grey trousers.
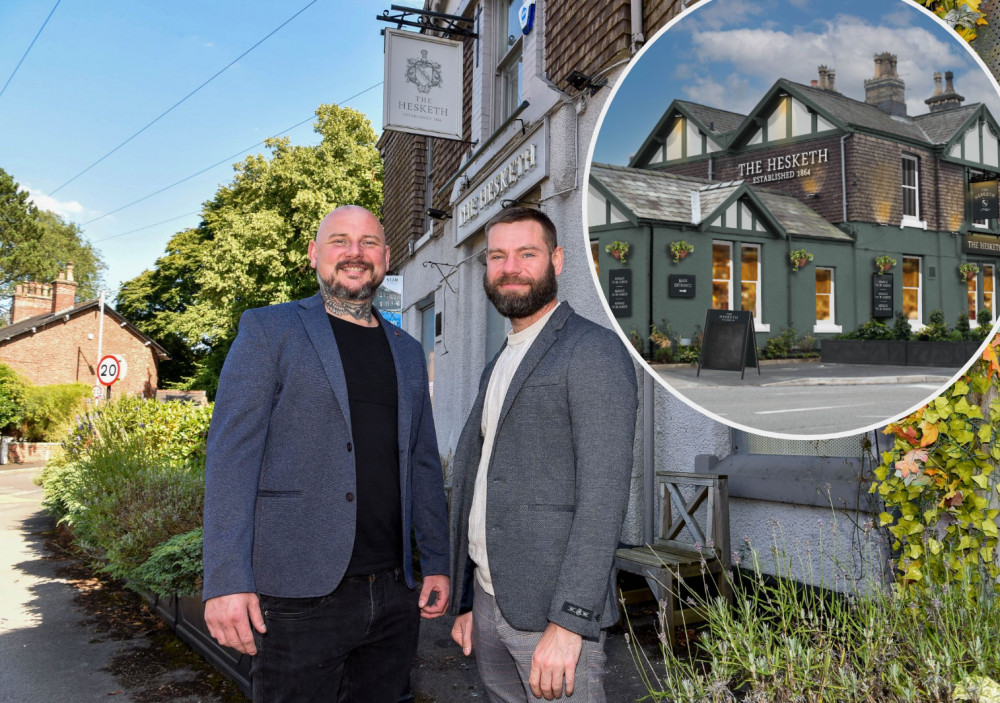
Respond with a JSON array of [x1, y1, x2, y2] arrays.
[[472, 579, 607, 702]]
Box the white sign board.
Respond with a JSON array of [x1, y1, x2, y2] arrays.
[[383, 29, 463, 140]]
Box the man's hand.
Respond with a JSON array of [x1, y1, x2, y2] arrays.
[[418, 574, 450, 619], [204, 593, 266, 655], [529, 622, 583, 700], [451, 611, 474, 656]]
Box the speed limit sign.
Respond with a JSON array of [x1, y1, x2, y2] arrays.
[[97, 355, 121, 386]]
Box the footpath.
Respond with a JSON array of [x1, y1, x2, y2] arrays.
[[1, 463, 659, 702]]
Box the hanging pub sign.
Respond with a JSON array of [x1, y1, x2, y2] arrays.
[[970, 180, 999, 220], [697, 309, 760, 380], [872, 273, 894, 318], [383, 29, 463, 140]]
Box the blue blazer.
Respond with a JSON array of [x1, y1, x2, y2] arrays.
[[202, 293, 449, 600]]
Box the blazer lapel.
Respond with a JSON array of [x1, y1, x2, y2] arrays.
[[380, 312, 412, 458], [496, 302, 573, 431], [298, 293, 352, 437]]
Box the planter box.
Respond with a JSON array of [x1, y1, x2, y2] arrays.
[[821, 340, 982, 367]]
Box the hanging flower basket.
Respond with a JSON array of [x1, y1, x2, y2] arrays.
[[959, 262, 980, 281], [669, 240, 694, 264], [789, 248, 814, 271], [874, 255, 897, 275], [605, 240, 630, 264]]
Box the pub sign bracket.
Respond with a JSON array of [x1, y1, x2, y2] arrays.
[[378, 4, 478, 39]]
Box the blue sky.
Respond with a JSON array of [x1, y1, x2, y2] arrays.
[[593, 0, 1000, 165], [0, 1, 391, 296]]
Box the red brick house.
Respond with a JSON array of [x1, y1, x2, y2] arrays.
[[0, 265, 169, 398]]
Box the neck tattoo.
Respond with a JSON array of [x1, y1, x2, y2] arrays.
[[322, 292, 374, 323]]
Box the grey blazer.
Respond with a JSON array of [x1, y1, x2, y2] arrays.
[[448, 303, 637, 639], [202, 292, 449, 601]]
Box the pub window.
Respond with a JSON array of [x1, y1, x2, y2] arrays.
[[590, 239, 599, 275], [740, 244, 762, 321], [902, 256, 922, 329], [985, 264, 996, 323], [814, 267, 842, 333], [712, 241, 733, 311], [901, 155, 923, 227], [968, 269, 978, 323], [417, 297, 436, 391], [496, 0, 523, 126]]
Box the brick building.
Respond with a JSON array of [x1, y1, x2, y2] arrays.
[[0, 265, 169, 398], [590, 53, 1000, 347]]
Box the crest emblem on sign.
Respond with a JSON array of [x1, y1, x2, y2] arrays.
[[405, 49, 443, 94]]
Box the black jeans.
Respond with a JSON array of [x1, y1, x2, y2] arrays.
[[252, 568, 419, 703]]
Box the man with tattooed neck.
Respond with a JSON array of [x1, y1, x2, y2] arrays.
[[202, 205, 450, 703]]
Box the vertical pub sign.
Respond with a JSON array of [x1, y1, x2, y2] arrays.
[[970, 180, 999, 221], [608, 269, 632, 317]]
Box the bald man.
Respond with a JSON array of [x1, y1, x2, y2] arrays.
[[203, 205, 450, 702]]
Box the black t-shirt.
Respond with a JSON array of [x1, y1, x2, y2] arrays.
[[328, 314, 402, 576]]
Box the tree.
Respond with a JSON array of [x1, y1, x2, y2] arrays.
[[0, 364, 26, 432], [0, 167, 105, 322], [116, 103, 383, 394]]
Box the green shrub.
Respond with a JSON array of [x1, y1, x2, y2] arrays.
[[130, 528, 203, 598], [18, 383, 89, 441], [891, 312, 912, 341], [855, 318, 893, 340], [974, 309, 995, 341], [0, 363, 26, 432], [762, 326, 799, 358], [954, 313, 973, 341], [653, 345, 673, 363], [40, 397, 212, 596], [915, 309, 949, 341]]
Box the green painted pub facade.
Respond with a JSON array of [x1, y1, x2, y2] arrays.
[[590, 54, 1000, 351]]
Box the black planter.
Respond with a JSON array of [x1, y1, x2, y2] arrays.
[[820, 340, 983, 367], [175, 595, 253, 697]]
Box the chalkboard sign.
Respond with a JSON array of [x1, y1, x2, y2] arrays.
[[697, 309, 760, 379], [872, 273, 893, 318], [608, 269, 632, 317], [669, 274, 696, 298]]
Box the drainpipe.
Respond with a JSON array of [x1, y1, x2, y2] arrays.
[[630, 0, 645, 55], [840, 134, 849, 223], [648, 223, 654, 354], [787, 237, 794, 330]]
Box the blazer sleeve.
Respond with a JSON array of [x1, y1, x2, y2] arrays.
[[408, 356, 450, 578], [202, 309, 277, 600], [546, 326, 638, 637]]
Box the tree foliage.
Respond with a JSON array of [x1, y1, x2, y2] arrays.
[[116, 104, 383, 394], [0, 363, 27, 432], [0, 167, 104, 322]]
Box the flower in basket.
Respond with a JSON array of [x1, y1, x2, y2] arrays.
[[959, 262, 980, 281], [605, 240, 630, 264], [669, 240, 694, 263], [789, 249, 814, 271], [874, 255, 897, 275]]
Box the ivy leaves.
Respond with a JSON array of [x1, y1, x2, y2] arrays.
[[911, 0, 989, 41]]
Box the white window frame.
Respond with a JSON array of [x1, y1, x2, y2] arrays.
[[712, 240, 733, 312], [984, 264, 996, 325], [812, 266, 842, 333], [494, 0, 523, 128], [902, 255, 923, 330], [739, 243, 769, 332], [968, 269, 979, 327], [901, 155, 926, 229]]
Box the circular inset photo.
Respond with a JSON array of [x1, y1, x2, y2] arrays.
[[587, 0, 1000, 438]]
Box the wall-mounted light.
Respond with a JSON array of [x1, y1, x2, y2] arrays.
[[565, 69, 607, 96], [501, 198, 542, 208], [805, 192, 820, 199], [426, 208, 452, 220]]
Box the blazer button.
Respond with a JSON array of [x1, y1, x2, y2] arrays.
[[346, 492, 355, 502], [347, 442, 353, 452]]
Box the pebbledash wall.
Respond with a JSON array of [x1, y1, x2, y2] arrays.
[[590, 54, 1000, 350], [378, 0, 880, 586]]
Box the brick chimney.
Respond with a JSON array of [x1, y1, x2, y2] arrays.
[[864, 52, 906, 116], [9, 263, 78, 324], [925, 70, 965, 113], [816, 66, 838, 93]]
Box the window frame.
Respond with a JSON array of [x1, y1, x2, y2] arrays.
[[494, 0, 523, 127], [813, 266, 842, 333], [902, 255, 923, 330], [711, 240, 734, 312], [739, 243, 769, 331], [901, 155, 926, 229]]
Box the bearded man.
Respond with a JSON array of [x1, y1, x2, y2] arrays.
[[202, 205, 450, 703], [448, 207, 638, 702]]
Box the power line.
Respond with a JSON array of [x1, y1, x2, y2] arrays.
[[81, 80, 383, 227], [92, 211, 201, 244], [0, 0, 62, 102], [50, 0, 319, 196]]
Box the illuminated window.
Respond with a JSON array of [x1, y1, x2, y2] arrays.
[[590, 239, 599, 275], [712, 241, 733, 310], [985, 264, 995, 324], [968, 270, 978, 322], [902, 256, 922, 328], [740, 244, 761, 320]]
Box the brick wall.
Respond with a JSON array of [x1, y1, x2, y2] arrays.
[[0, 308, 159, 398], [644, 0, 700, 37], [379, 129, 426, 270]]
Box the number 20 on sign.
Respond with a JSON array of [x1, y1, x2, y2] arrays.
[[97, 355, 120, 386]]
